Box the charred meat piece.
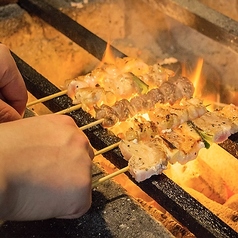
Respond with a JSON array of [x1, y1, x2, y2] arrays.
[[173, 76, 195, 100], [94, 104, 119, 127], [112, 99, 136, 122], [143, 88, 165, 107], [158, 81, 178, 104]]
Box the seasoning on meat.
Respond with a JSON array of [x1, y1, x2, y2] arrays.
[[119, 139, 168, 182]]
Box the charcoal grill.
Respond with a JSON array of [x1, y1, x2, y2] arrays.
[[0, 0, 238, 237]]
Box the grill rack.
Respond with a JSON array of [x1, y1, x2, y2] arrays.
[[9, 0, 238, 237]]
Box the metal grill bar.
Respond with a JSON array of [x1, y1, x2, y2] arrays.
[[18, 0, 126, 61], [150, 0, 238, 53]]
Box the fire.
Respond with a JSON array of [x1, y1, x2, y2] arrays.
[[182, 58, 221, 110], [101, 41, 116, 65], [189, 58, 204, 98]]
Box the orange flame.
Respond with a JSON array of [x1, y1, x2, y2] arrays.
[[190, 58, 204, 98], [101, 41, 116, 65], [183, 58, 221, 109]]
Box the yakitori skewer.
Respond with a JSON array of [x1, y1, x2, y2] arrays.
[[27, 89, 68, 107]]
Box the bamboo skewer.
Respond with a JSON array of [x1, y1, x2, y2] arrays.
[[91, 141, 125, 187], [92, 166, 129, 188], [80, 119, 104, 131], [54, 104, 82, 115], [27, 89, 68, 107], [94, 141, 121, 156]]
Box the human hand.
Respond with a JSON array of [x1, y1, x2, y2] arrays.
[[0, 44, 28, 122], [0, 114, 94, 221]]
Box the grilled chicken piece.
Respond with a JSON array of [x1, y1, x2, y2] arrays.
[[161, 123, 205, 164], [217, 104, 238, 129], [148, 98, 207, 131], [94, 105, 119, 127], [158, 81, 178, 104], [112, 99, 136, 122], [124, 119, 159, 141], [119, 127, 204, 182], [173, 76, 195, 99], [192, 110, 238, 143], [119, 139, 168, 182], [67, 66, 144, 102], [71, 87, 117, 110], [115, 57, 173, 87], [140, 88, 165, 109]]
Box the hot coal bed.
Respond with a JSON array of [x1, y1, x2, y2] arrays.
[[0, 0, 238, 237]]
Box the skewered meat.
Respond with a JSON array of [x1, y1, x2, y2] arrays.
[[67, 57, 238, 183], [95, 76, 195, 127], [117, 104, 238, 182], [67, 72, 146, 104], [119, 121, 206, 182], [148, 98, 207, 130], [101, 57, 175, 87], [112, 98, 207, 141], [113, 102, 238, 145], [118, 122, 205, 182], [66, 57, 174, 104], [70, 87, 117, 111], [217, 103, 238, 126], [191, 109, 238, 143], [119, 139, 169, 182], [160, 123, 205, 164]]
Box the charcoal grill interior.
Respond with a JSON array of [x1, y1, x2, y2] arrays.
[[0, 0, 238, 237]]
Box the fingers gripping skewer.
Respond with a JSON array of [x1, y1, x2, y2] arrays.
[[28, 91, 126, 186], [27, 90, 68, 107], [80, 122, 127, 187], [91, 141, 128, 188]]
